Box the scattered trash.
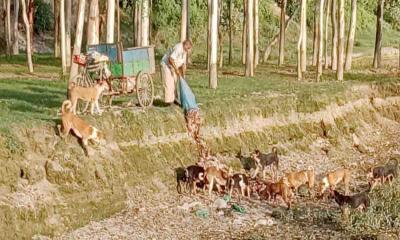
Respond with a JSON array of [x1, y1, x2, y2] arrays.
[[254, 217, 275, 227], [196, 208, 209, 219], [231, 204, 246, 214], [213, 198, 228, 209], [178, 202, 201, 212]]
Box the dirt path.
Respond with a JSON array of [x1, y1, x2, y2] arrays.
[[53, 110, 400, 240]]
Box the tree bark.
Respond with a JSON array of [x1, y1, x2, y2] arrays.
[[12, 0, 19, 55], [106, 0, 114, 43], [298, 0, 306, 80], [116, 0, 120, 42], [324, 0, 331, 69], [6, 0, 11, 55], [209, 0, 218, 89], [278, 0, 286, 66], [337, 0, 345, 81], [242, 0, 246, 65], [141, 0, 149, 46], [254, 0, 259, 66], [312, 0, 319, 66], [66, 0, 71, 66], [345, 0, 357, 71], [69, 0, 86, 83], [20, 0, 33, 72], [228, 0, 233, 64], [181, 0, 188, 42], [373, 0, 384, 68], [87, 0, 100, 45], [300, 0, 307, 73], [245, 0, 254, 76], [316, 0, 324, 82], [331, 0, 337, 70], [54, 0, 60, 57], [60, 0, 67, 75]]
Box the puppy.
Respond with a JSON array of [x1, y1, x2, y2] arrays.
[[205, 166, 229, 197], [251, 147, 279, 180], [176, 167, 188, 194], [184, 165, 205, 195], [286, 166, 315, 196], [68, 80, 109, 115], [369, 159, 398, 191], [58, 100, 103, 154], [259, 177, 293, 209], [227, 173, 251, 200], [330, 190, 370, 211], [319, 168, 352, 195]]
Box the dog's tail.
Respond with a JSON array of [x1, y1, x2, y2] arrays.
[[61, 100, 73, 114]]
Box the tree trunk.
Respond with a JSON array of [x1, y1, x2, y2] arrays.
[[263, 7, 297, 62], [6, 0, 11, 55], [106, 0, 114, 43], [300, 0, 307, 73], [373, 0, 384, 68], [331, 0, 337, 70], [66, 0, 71, 66], [228, 0, 233, 64], [69, 0, 86, 83], [297, 0, 306, 80], [141, 0, 149, 46], [245, 0, 254, 76], [181, 0, 188, 42], [324, 0, 331, 69], [54, 0, 60, 57], [242, 0, 246, 65], [116, 0, 120, 42], [209, 0, 218, 89], [60, 0, 66, 75], [312, 0, 319, 66], [337, 0, 345, 81], [87, 0, 100, 45], [345, 0, 357, 71], [254, 0, 259, 66], [278, 0, 286, 66], [20, 0, 33, 72], [12, 0, 19, 55], [316, 0, 324, 82]]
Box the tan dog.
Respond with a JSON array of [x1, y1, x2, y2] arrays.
[[319, 168, 352, 195], [205, 166, 229, 197], [58, 100, 103, 154], [286, 166, 315, 196], [68, 80, 109, 115]]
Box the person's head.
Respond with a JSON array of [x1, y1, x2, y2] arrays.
[[183, 39, 193, 53]]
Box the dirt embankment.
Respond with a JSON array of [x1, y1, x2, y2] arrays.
[[0, 83, 400, 239]]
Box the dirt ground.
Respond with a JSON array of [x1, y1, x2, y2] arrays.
[[46, 108, 400, 240]]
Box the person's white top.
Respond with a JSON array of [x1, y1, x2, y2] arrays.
[[161, 42, 187, 68]]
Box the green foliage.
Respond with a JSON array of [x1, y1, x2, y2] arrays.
[[34, 0, 54, 33]]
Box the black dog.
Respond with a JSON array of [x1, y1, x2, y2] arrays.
[[251, 147, 279, 180], [331, 190, 370, 211], [185, 165, 205, 194], [369, 159, 398, 190]]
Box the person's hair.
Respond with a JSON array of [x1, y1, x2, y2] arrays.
[[183, 39, 192, 48]]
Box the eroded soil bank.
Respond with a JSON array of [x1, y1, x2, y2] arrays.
[[0, 83, 400, 239]]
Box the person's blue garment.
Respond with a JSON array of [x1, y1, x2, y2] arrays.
[[179, 77, 199, 113]]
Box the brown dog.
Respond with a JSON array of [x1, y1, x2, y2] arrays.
[[286, 166, 315, 196], [259, 177, 293, 209], [58, 100, 103, 153], [227, 173, 251, 200], [205, 166, 229, 197], [319, 168, 352, 195], [68, 80, 109, 115]]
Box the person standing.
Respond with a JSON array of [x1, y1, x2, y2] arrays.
[[161, 39, 192, 105]]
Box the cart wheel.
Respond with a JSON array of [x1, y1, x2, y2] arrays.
[[136, 72, 154, 108]]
